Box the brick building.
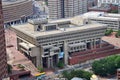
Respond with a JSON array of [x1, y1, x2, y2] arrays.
[[0, 0, 8, 79]]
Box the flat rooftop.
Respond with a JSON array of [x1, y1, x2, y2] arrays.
[[83, 11, 120, 21], [11, 23, 106, 38]]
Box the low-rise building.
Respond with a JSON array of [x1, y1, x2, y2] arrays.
[[11, 16, 107, 68], [83, 11, 120, 30]]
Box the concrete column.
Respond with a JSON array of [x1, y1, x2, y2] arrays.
[[64, 40, 68, 65], [51, 56, 53, 68], [47, 57, 50, 68], [100, 40, 102, 48], [91, 42, 93, 49], [39, 47, 43, 68], [94, 40, 96, 49]]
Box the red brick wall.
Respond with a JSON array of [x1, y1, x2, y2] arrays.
[[0, 0, 8, 79], [69, 48, 120, 65]]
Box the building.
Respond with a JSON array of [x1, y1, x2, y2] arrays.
[[2, 0, 33, 27], [98, 0, 120, 7], [88, 4, 111, 12], [83, 11, 120, 30], [0, 0, 8, 79], [117, 69, 120, 80], [11, 15, 107, 68], [48, 0, 88, 19], [88, 3, 118, 13], [87, 0, 98, 8]]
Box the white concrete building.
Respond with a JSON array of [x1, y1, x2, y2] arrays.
[[83, 11, 120, 30], [98, 0, 120, 6], [48, 0, 88, 19], [11, 16, 107, 68]]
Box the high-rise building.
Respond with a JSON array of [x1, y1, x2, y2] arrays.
[[48, 0, 88, 19], [0, 0, 8, 79], [87, 0, 98, 8]]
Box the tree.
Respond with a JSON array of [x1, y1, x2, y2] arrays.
[[116, 30, 120, 38], [105, 29, 113, 36], [115, 56, 120, 68], [62, 71, 71, 80], [92, 55, 120, 77], [62, 69, 93, 80], [37, 66, 44, 72], [7, 64, 12, 73], [110, 10, 118, 13], [57, 61, 64, 69]]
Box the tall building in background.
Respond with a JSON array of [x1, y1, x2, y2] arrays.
[[48, 0, 88, 19], [0, 0, 8, 79], [87, 0, 98, 8], [48, 0, 62, 19]]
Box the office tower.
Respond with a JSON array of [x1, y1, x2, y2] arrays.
[[48, 0, 88, 19], [87, 0, 98, 8], [0, 0, 8, 79], [48, 0, 62, 19]]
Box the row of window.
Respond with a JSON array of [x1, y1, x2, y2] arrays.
[[37, 30, 105, 44]]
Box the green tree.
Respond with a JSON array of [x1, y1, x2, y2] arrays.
[[92, 55, 120, 77], [62, 69, 93, 80], [57, 61, 64, 69], [7, 64, 12, 73], [37, 66, 44, 72], [110, 10, 118, 13], [115, 56, 120, 68], [116, 30, 120, 38], [105, 29, 113, 36]]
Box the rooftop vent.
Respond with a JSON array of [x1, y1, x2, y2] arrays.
[[28, 19, 48, 25]]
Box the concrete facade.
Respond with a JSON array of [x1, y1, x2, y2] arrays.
[[83, 12, 120, 30], [48, 0, 88, 19], [2, 0, 33, 27], [11, 16, 107, 68]]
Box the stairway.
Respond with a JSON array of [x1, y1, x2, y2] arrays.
[[22, 61, 39, 75]]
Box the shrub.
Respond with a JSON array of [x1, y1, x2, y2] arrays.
[[57, 61, 64, 69], [62, 69, 93, 80], [116, 30, 120, 38], [105, 29, 113, 36], [37, 66, 44, 72], [7, 64, 12, 73]]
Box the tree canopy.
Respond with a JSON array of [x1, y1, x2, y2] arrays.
[[62, 69, 93, 80], [92, 55, 120, 77], [105, 29, 113, 36], [116, 30, 120, 38]]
